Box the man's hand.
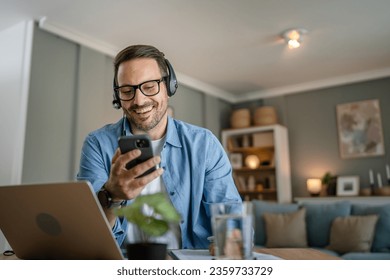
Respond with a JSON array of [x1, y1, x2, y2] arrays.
[[104, 148, 163, 201]]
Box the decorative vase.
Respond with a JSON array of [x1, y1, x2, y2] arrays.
[[126, 242, 167, 260]]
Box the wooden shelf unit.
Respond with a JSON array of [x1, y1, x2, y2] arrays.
[[222, 124, 292, 203]]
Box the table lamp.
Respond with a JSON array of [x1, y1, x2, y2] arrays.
[[245, 155, 260, 169], [307, 178, 322, 196]]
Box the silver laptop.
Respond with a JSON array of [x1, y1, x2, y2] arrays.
[[0, 181, 124, 260]]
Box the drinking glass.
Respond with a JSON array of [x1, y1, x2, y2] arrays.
[[210, 201, 253, 260]]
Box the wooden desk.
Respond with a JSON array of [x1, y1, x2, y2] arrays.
[[169, 248, 340, 260], [255, 248, 341, 260], [2, 248, 340, 260]]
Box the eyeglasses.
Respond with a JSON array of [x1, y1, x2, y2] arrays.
[[114, 77, 166, 101]]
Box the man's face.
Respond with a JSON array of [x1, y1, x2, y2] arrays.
[[117, 58, 168, 135]]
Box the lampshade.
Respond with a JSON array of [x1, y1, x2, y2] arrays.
[[245, 155, 260, 169], [306, 178, 322, 196]]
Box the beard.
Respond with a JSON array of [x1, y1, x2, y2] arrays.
[[124, 101, 168, 132]]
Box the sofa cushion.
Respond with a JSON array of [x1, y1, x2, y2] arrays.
[[302, 201, 351, 247], [252, 200, 299, 246], [263, 208, 308, 248], [326, 215, 378, 254], [351, 204, 390, 252], [342, 252, 390, 260]]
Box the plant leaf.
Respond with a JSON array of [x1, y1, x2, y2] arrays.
[[114, 192, 181, 237], [138, 218, 169, 236]]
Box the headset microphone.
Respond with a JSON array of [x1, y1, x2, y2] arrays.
[[112, 99, 121, 110]]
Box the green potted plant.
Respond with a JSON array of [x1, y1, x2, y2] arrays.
[[321, 172, 337, 196], [115, 192, 181, 260]]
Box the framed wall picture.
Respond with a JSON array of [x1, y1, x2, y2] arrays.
[[229, 153, 243, 169], [336, 99, 385, 159], [336, 176, 360, 196]]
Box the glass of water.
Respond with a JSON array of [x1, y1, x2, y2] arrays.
[[210, 201, 253, 260]]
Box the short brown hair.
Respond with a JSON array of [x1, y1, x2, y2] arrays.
[[113, 45, 167, 85]]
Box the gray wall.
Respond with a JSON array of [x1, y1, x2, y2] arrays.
[[169, 88, 232, 138], [264, 78, 390, 197], [168, 85, 204, 126], [73, 46, 122, 177], [23, 26, 79, 183], [22, 25, 228, 184]]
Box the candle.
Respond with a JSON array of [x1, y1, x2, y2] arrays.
[[386, 164, 390, 180], [377, 173, 383, 188], [369, 169, 374, 185]]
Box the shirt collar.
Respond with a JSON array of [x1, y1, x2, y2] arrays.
[[166, 116, 182, 148]]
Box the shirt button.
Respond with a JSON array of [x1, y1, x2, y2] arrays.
[[170, 191, 175, 196]]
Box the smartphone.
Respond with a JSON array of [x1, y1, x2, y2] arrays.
[[118, 135, 157, 177]]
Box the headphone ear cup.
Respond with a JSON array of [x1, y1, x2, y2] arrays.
[[112, 79, 121, 109], [165, 59, 178, 97]]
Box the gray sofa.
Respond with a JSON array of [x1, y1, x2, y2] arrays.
[[253, 200, 390, 259]]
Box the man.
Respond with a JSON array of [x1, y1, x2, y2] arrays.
[[77, 45, 241, 249]]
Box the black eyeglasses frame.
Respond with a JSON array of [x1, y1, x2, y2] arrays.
[[114, 77, 167, 101]]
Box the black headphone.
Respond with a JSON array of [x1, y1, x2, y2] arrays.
[[112, 59, 178, 109]]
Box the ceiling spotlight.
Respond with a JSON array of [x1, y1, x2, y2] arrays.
[[282, 28, 308, 49]]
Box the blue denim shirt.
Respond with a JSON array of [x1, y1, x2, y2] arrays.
[[77, 116, 241, 249]]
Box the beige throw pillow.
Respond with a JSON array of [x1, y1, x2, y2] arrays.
[[263, 208, 308, 248], [327, 215, 379, 254]]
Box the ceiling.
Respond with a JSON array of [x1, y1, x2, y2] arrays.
[[1, 0, 390, 103]]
